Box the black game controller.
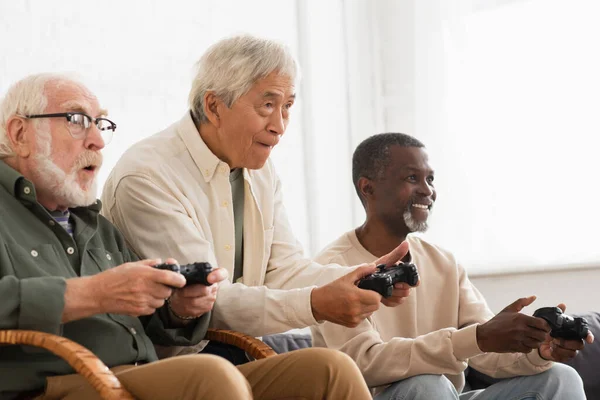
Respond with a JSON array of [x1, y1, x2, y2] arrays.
[[154, 262, 213, 286], [357, 262, 419, 297], [533, 307, 589, 340]]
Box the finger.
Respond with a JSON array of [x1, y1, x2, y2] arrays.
[[152, 269, 186, 288], [138, 258, 163, 267], [555, 338, 585, 351], [550, 345, 578, 362], [375, 241, 409, 267], [207, 267, 229, 284], [381, 297, 405, 307], [357, 290, 382, 306], [526, 315, 551, 333], [390, 287, 411, 298], [349, 264, 378, 282], [521, 337, 544, 350], [177, 284, 213, 298], [164, 257, 179, 265], [513, 342, 534, 354], [394, 282, 411, 290], [523, 327, 549, 343], [502, 296, 536, 313], [148, 283, 173, 300], [149, 297, 166, 309], [556, 303, 566, 313], [586, 332, 595, 344]]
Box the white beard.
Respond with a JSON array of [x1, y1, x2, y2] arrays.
[[403, 208, 429, 233], [31, 128, 99, 208]]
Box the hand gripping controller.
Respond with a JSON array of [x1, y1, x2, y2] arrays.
[[533, 306, 589, 340], [357, 262, 419, 297], [154, 261, 213, 286]]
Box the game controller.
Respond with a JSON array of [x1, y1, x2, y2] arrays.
[[154, 261, 213, 286], [533, 307, 589, 340], [357, 262, 419, 297]]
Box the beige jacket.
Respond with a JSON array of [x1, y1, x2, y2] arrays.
[[311, 231, 552, 393], [101, 112, 349, 337]]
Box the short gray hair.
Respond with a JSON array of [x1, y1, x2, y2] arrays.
[[0, 73, 79, 159], [189, 34, 299, 123]]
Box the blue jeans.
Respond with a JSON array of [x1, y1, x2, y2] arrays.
[[374, 364, 585, 400]]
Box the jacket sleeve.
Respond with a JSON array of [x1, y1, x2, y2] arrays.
[[103, 174, 350, 337], [0, 275, 66, 334], [263, 173, 356, 290]]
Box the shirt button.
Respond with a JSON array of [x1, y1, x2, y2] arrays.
[[106, 254, 112, 261], [221, 201, 229, 207], [129, 327, 137, 335], [23, 187, 31, 195], [49, 220, 56, 226], [224, 244, 232, 251], [31, 250, 38, 257], [66, 247, 75, 255], [204, 169, 210, 176]]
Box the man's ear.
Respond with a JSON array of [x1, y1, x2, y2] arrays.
[[5, 116, 32, 158], [203, 91, 222, 128], [358, 177, 375, 200]]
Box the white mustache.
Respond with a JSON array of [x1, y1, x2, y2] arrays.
[[73, 151, 103, 171]]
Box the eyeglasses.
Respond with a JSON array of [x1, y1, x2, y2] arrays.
[[19, 112, 117, 145]]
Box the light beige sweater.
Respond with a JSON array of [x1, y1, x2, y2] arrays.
[[311, 231, 552, 393]]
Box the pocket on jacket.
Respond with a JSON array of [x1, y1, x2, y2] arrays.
[[87, 248, 125, 273], [4, 242, 72, 278]]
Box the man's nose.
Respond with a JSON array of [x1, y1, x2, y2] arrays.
[[418, 180, 434, 197], [84, 125, 106, 151], [267, 110, 286, 135]]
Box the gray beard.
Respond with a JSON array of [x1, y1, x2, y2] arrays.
[[403, 208, 429, 233], [32, 128, 98, 208]]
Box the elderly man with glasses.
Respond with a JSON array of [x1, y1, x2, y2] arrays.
[[0, 73, 373, 400]]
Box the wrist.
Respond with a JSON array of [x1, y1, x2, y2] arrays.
[[476, 324, 488, 352], [62, 276, 100, 323], [166, 298, 200, 321], [310, 287, 325, 322]]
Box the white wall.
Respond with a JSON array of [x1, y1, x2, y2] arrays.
[[471, 267, 600, 315], [0, 0, 362, 257], [372, 0, 600, 272], [368, 0, 600, 313]]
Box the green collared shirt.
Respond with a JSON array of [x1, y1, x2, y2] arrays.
[[0, 161, 209, 395]]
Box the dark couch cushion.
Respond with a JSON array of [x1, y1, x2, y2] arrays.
[[566, 312, 600, 400]]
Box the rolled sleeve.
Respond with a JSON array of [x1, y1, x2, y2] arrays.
[[19, 276, 66, 334]]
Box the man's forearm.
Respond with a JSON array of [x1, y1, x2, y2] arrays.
[[61, 276, 100, 323]]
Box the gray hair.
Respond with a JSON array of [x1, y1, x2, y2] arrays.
[[189, 34, 299, 123], [0, 73, 79, 159]]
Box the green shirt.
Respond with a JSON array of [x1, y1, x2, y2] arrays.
[[0, 161, 209, 394]]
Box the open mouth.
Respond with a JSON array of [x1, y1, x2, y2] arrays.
[[411, 203, 433, 211], [82, 165, 97, 173]]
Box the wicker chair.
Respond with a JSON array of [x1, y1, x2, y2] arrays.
[[0, 328, 276, 400]]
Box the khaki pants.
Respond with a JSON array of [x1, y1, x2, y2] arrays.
[[38, 348, 371, 400]]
